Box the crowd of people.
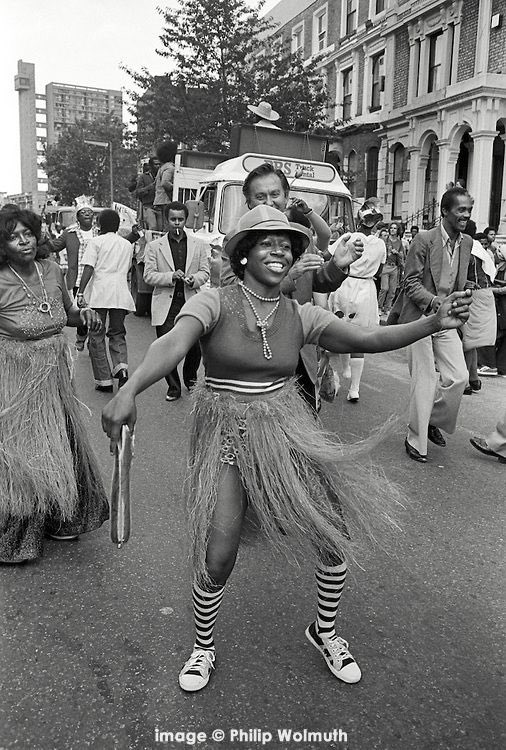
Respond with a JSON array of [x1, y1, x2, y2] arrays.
[[1, 155, 504, 699]]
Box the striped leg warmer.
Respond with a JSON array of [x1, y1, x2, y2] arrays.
[[315, 560, 347, 639], [192, 582, 225, 650]]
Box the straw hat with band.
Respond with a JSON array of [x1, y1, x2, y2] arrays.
[[223, 205, 311, 257]]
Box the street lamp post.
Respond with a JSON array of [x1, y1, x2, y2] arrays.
[[84, 139, 114, 206]]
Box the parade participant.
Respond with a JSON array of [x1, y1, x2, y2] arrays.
[[0, 208, 108, 563], [221, 161, 362, 411], [247, 100, 281, 129], [50, 195, 98, 350], [135, 158, 160, 230], [327, 201, 386, 403], [462, 232, 497, 395], [470, 409, 506, 464], [77, 209, 136, 392], [102, 204, 472, 692], [387, 187, 473, 463], [409, 226, 419, 243], [378, 222, 405, 315], [143, 201, 210, 401], [153, 141, 177, 232], [477, 245, 506, 377]]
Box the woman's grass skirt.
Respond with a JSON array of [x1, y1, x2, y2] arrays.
[[187, 380, 403, 585], [0, 334, 109, 562]]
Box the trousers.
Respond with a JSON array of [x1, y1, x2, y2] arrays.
[[89, 308, 128, 386], [406, 328, 467, 455], [156, 297, 201, 391]]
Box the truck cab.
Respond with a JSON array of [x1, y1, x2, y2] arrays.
[[188, 153, 355, 244]]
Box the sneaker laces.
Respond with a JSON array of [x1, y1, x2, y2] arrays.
[[324, 635, 353, 665], [182, 648, 215, 676]]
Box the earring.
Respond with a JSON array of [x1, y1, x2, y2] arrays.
[[240, 257, 248, 266]]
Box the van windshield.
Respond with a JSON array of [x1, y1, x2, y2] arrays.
[[219, 184, 354, 234]]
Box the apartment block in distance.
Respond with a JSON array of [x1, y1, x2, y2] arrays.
[[13, 60, 122, 211], [263, 0, 506, 231]]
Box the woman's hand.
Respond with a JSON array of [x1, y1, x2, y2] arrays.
[[332, 233, 364, 270], [79, 308, 102, 332], [434, 290, 473, 330], [102, 388, 137, 452]]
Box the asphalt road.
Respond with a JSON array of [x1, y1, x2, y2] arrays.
[[1, 313, 505, 750]]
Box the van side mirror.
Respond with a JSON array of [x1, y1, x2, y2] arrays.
[[185, 200, 205, 231]]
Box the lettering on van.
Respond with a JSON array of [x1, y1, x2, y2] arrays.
[[242, 155, 335, 183]]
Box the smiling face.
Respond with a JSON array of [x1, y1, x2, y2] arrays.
[[442, 195, 473, 236], [4, 221, 37, 268], [246, 174, 288, 212], [243, 232, 293, 289]]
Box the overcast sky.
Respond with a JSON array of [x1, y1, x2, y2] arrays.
[[1, 0, 279, 196]]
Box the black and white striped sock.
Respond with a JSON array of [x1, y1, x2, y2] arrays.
[[315, 559, 347, 640], [192, 582, 225, 650]]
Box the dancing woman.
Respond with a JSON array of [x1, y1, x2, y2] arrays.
[[102, 205, 471, 692], [0, 208, 108, 563]]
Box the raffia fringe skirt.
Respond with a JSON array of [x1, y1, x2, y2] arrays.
[[187, 380, 403, 585], [0, 334, 108, 523]]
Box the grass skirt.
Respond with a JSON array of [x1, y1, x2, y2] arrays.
[[187, 380, 403, 585], [0, 335, 108, 560]]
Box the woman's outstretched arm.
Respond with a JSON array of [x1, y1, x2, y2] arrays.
[[319, 290, 472, 354]]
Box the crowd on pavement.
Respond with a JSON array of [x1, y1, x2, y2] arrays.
[[1, 138, 505, 699]]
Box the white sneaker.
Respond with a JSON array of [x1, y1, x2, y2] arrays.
[[477, 366, 498, 376], [346, 390, 359, 403], [179, 647, 215, 692], [305, 622, 361, 683]]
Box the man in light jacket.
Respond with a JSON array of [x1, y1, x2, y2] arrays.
[[144, 201, 210, 401], [388, 187, 473, 462]]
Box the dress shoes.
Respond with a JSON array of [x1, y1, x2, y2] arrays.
[[116, 369, 129, 388], [166, 388, 181, 402], [428, 425, 446, 447], [404, 438, 427, 463], [470, 437, 506, 464]]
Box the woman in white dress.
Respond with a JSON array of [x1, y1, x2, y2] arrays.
[[328, 203, 386, 402]]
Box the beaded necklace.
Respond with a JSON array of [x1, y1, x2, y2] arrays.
[[239, 281, 280, 360], [8, 261, 53, 317]]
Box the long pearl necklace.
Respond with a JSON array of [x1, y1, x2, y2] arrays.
[[239, 281, 280, 360], [8, 261, 53, 317]]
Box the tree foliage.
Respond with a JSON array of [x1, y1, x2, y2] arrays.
[[43, 116, 138, 206], [125, 0, 337, 155]]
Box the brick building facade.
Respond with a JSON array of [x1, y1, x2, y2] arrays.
[[263, 0, 506, 231]]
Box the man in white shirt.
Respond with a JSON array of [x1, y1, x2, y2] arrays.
[[78, 209, 136, 392]]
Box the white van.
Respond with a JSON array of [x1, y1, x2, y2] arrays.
[[187, 153, 355, 244]]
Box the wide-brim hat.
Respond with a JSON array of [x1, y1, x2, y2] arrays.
[[247, 101, 280, 122], [223, 205, 311, 256]]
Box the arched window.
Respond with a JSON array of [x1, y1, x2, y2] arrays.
[[366, 147, 379, 197], [392, 144, 405, 219]]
